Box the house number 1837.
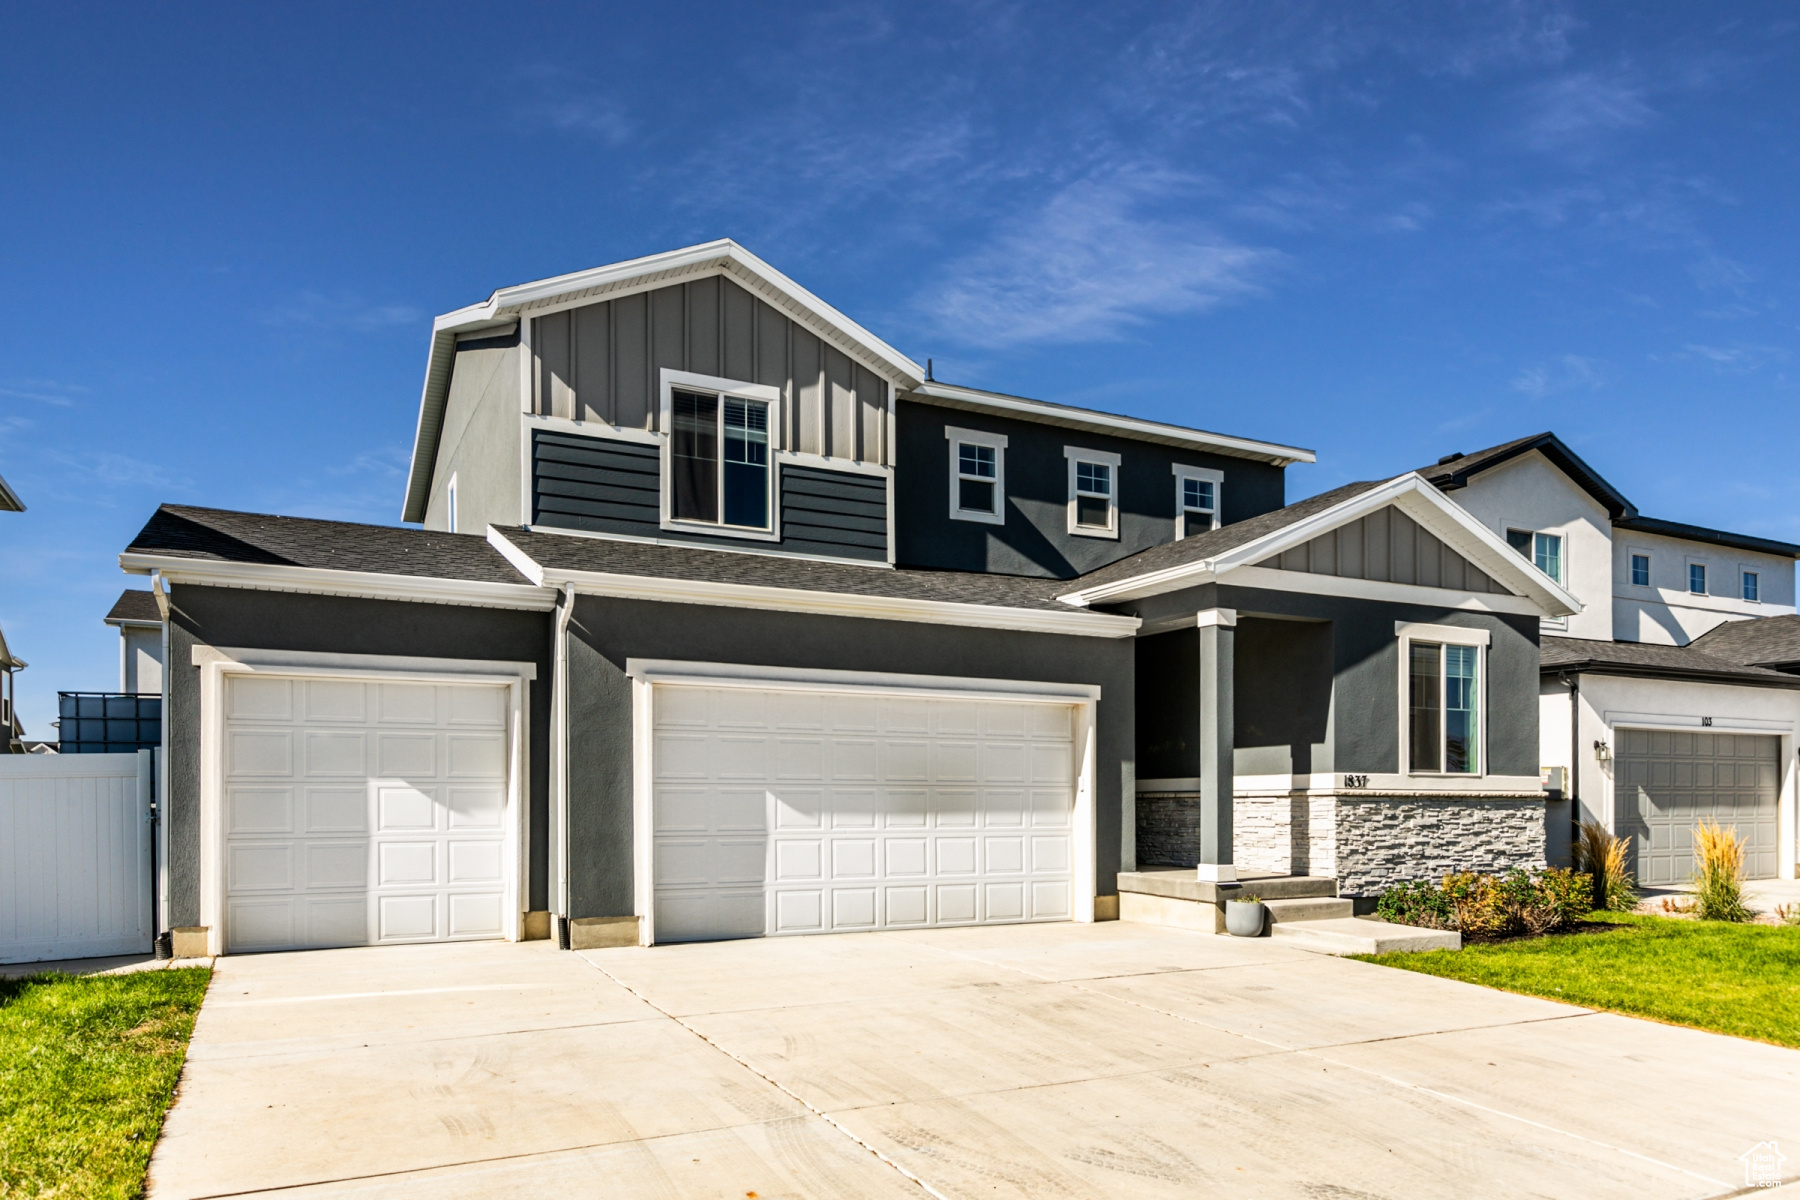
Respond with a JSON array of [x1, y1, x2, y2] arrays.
[[1344, 775, 1369, 788]]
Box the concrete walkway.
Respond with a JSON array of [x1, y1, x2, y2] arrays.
[[147, 922, 1800, 1198]]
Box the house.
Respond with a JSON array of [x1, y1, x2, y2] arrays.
[[2, 475, 23, 751], [1423, 434, 1800, 886], [105, 589, 165, 694], [120, 240, 1578, 958]]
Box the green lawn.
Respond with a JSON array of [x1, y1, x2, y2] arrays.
[[1356, 913, 1800, 1048], [0, 966, 211, 1200]]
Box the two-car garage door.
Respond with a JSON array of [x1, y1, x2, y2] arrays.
[[652, 684, 1081, 942], [222, 674, 513, 954]]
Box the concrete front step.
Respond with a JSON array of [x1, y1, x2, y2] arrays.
[[1270, 917, 1461, 955], [1116, 869, 1338, 904], [1262, 896, 1355, 923]]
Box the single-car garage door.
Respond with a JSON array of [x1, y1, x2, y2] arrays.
[[652, 684, 1078, 942], [1617, 729, 1780, 886], [222, 674, 513, 953]]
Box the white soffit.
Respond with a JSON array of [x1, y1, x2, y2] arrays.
[[907, 383, 1316, 467], [1057, 473, 1582, 616], [403, 240, 925, 523]]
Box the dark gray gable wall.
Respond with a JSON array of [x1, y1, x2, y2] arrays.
[[160, 586, 554, 927], [894, 398, 1286, 579], [530, 429, 888, 562], [1260, 506, 1505, 593], [532, 274, 890, 464]]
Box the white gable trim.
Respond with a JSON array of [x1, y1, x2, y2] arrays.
[[118, 553, 557, 612], [1057, 473, 1582, 615]]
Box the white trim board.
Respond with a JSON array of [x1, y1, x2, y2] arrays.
[[1057, 472, 1581, 616], [626, 659, 1101, 704], [121, 554, 555, 612], [1137, 772, 1545, 798], [488, 529, 1139, 638], [1603, 710, 1796, 736], [191, 646, 533, 957]]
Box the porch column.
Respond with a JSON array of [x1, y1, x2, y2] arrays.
[[1197, 608, 1237, 882]]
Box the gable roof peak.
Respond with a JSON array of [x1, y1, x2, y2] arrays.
[[1421, 431, 1635, 521]]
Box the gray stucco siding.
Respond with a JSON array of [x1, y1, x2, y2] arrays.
[[565, 596, 1134, 922], [424, 328, 523, 533], [160, 586, 553, 927], [894, 399, 1287, 579], [531, 429, 888, 561], [1123, 583, 1539, 779]]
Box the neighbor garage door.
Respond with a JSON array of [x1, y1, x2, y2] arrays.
[[222, 674, 512, 953], [1617, 728, 1780, 886], [652, 684, 1077, 942]]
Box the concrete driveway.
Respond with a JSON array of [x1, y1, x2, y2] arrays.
[[148, 922, 1800, 1199]]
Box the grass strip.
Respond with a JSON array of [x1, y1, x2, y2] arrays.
[[1355, 913, 1800, 1048], [0, 966, 211, 1199]]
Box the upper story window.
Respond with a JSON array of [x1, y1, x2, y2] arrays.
[[1688, 562, 1707, 595], [1506, 528, 1563, 584], [1629, 552, 1650, 587], [1398, 623, 1487, 777], [1172, 465, 1223, 539], [661, 370, 781, 539], [1743, 570, 1760, 602], [1065, 447, 1121, 539], [945, 427, 1007, 525]]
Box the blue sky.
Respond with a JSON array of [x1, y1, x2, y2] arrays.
[[2, 2, 1797, 736]]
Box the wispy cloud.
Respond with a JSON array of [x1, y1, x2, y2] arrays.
[[41, 448, 181, 491], [1680, 343, 1786, 372], [913, 170, 1279, 347], [0, 380, 88, 408], [1512, 354, 1602, 397], [1518, 68, 1654, 157], [263, 292, 423, 333], [325, 448, 409, 479]]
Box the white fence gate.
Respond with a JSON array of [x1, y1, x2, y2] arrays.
[[0, 752, 154, 963]]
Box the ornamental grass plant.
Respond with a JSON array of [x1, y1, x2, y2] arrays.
[[1573, 818, 1638, 912], [1692, 819, 1754, 923]]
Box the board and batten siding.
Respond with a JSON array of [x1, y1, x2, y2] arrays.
[[532, 275, 890, 465], [531, 430, 888, 562], [1262, 506, 1505, 593]]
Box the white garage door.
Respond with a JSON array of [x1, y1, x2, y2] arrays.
[[222, 674, 512, 953], [652, 684, 1077, 942]]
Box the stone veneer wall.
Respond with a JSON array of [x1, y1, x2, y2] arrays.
[[1135, 792, 1546, 897]]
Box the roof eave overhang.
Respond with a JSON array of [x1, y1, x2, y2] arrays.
[[117, 552, 556, 612], [0, 473, 22, 513], [484, 528, 1138, 638], [1611, 516, 1800, 560], [1058, 473, 1582, 616], [906, 384, 1315, 467], [1431, 437, 1635, 521], [403, 240, 927, 523], [1540, 661, 1800, 690]]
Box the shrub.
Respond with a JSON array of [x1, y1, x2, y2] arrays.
[[1692, 820, 1754, 922], [1376, 869, 1590, 938], [1573, 819, 1638, 911]]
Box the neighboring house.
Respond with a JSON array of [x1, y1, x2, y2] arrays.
[[1, 473, 22, 751], [120, 240, 1578, 958], [105, 589, 165, 694], [1424, 434, 1800, 886]]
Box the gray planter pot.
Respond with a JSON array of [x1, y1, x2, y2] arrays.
[[1224, 898, 1266, 937]]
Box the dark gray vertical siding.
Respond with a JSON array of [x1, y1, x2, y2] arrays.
[[531, 430, 888, 561], [1271, 507, 1500, 591], [532, 276, 889, 464]]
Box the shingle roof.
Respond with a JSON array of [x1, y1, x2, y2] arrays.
[[1058, 479, 1390, 592], [104, 589, 161, 625], [1541, 635, 1800, 688], [125, 505, 532, 585], [1688, 615, 1800, 671], [497, 527, 1077, 611]]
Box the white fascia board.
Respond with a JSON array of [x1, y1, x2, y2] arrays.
[[1058, 474, 1582, 615], [910, 383, 1316, 467], [626, 659, 1102, 703], [483, 530, 1137, 638], [117, 553, 556, 612]]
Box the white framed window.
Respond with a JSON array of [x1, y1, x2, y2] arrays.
[[659, 369, 781, 541], [447, 473, 459, 534], [1172, 464, 1223, 539], [1395, 622, 1488, 777], [1628, 551, 1650, 588], [944, 426, 1006, 525], [1742, 569, 1760, 603], [1687, 560, 1708, 595], [1064, 447, 1121, 539], [1506, 527, 1563, 584]]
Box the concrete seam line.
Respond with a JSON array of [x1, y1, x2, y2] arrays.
[[581, 957, 952, 1200]]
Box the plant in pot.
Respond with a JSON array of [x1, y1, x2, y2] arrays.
[[1225, 892, 1265, 937]]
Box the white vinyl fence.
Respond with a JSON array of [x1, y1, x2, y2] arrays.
[[0, 752, 154, 963]]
